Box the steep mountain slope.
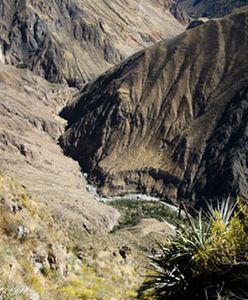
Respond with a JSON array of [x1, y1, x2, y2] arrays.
[[177, 0, 248, 17], [60, 8, 248, 205], [0, 64, 119, 232], [0, 0, 185, 87]]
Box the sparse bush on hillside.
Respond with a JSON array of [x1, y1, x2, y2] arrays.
[[140, 197, 248, 300], [0, 174, 142, 300], [16, 63, 29, 69]]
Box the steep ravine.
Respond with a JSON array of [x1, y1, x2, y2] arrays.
[[60, 8, 248, 205], [0, 64, 119, 233]]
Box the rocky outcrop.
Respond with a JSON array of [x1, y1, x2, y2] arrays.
[[0, 0, 185, 86], [187, 19, 205, 29], [0, 65, 119, 232], [60, 8, 248, 205], [153, 0, 191, 25], [177, 0, 248, 17]]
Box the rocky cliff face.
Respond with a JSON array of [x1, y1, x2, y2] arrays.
[[0, 0, 185, 87], [60, 8, 248, 205], [0, 64, 119, 232], [177, 0, 248, 17]]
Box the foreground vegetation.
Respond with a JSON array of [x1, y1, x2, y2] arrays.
[[0, 174, 145, 299], [2, 171, 247, 300], [140, 198, 248, 300]]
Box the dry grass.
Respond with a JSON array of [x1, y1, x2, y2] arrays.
[[0, 173, 155, 299]]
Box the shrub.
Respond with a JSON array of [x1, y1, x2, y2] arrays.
[[0, 208, 21, 237], [140, 198, 248, 300], [16, 63, 29, 69]]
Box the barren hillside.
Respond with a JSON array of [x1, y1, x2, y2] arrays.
[[60, 8, 248, 205], [0, 65, 119, 232], [0, 0, 185, 86]]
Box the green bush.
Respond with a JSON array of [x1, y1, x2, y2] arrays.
[[16, 63, 29, 69], [140, 197, 248, 300]]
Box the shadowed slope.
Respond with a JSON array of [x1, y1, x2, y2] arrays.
[[60, 8, 248, 204], [177, 0, 248, 17]]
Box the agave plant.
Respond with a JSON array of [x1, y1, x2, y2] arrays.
[[140, 198, 248, 300], [205, 197, 237, 228]]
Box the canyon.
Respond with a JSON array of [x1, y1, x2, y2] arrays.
[[60, 7, 248, 205], [1, 1, 248, 299]]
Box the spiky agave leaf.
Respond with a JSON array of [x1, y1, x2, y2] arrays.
[[141, 211, 212, 299], [140, 198, 248, 300], [206, 198, 236, 228]]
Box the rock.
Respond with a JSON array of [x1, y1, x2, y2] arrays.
[[19, 144, 31, 158], [12, 204, 23, 214], [0, 194, 22, 214], [187, 19, 205, 29], [0, 44, 5, 64], [29, 246, 66, 276], [119, 246, 131, 259], [29, 248, 50, 273], [77, 251, 85, 260], [16, 225, 29, 240]]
